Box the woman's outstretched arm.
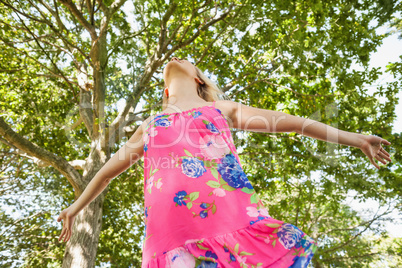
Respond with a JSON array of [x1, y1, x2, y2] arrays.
[[57, 117, 148, 242], [217, 100, 392, 169]]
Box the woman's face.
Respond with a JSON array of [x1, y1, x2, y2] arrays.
[[163, 57, 197, 86]]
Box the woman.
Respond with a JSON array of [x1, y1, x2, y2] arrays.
[[58, 57, 392, 267]]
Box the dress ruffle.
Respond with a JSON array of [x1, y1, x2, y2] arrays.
[[143, 218, 317, 268]]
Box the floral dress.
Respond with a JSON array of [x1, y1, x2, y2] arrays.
[[141, 101, 317, 268]]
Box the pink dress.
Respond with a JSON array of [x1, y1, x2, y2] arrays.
[[141, 101, 317, 268]]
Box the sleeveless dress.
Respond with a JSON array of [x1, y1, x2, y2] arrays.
[[141, 101, 317, 268]]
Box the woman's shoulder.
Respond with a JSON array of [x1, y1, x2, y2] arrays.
[[214, 100, 239, 127]]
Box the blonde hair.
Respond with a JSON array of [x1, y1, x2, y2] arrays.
[[162, 66, 230, 110]]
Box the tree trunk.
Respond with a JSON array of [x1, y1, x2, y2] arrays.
[[61, 11, 111, 267], [62, 193, 105, 268]]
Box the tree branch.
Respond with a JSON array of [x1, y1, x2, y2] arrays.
[[95, 0, 109, 14], [0, 0, 48, 24], [0, 211, 47, 237], [105, 23, 150, 65], [321, 251, 381, 262], [109, 0, 127, 16], [0, 117, 84, 196], [156, 2, 178, 58], [5, 149, 86, 170], [0, 14, 91, 69], [76, 61, 94, 136], [161, 3, 236, 62], [12, 11, 81, 104], [0, 36, 80, 103], [320, 206, 393, 254], [58, 0, 97, 38]]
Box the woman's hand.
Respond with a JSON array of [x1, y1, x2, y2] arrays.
[[57, 207, 76, 242], [359, 135, 392, 170]]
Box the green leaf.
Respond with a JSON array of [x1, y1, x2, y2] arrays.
[[184, 149, 193, 157], [189, 192, 199, 201], [211, 204, 217, 214], [250, 192, 259, 204], [239, 251, 254, 256], [234, 243, 239, 254], [206, 180, 220, 188], [211, 168, 219, 179], [196, 244, 210, 250], [241, 187, 255, 194], [265, 223, 282, 228], [222, 184, 236, 191]]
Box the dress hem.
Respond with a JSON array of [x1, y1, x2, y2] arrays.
[[142, 217, 316, 268]]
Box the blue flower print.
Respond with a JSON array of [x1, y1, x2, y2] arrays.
[[302, 235, 314, 250], [174, 190, 188, 206], [223, 246, 236, 262], [295, 235, 314, 250], [196, 261, 218, 268], [200, 210, 208, 218], [277, 223, 304, 250], [154, 117, 172, 127], [193, 111, 202, 118], [217, 154, 253, 189], [289, 253, 313, 268], [145, 207, 148, 218], [206, 250, 218, 260], [249, 216, 270, 225], [230, 253, 236, 262], [181, 158, 207, 178], [206, 122, 219, 133], [144, 143, 148, 152], [200, 203, 208, 209], [171, 253, 179, 262], [195, 251, 218, 268]]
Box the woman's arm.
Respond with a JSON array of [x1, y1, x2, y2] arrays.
[[294, 117, 364, 148], [217, 100, 391, 169], [68, 119, 147, 217], [58, 117, 150, 242], [221, 100, 363, 146], [218, 100, 316, 133]]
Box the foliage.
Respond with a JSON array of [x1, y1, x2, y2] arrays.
[[0, 0, 401, 267]]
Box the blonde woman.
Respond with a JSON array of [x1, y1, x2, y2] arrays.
[[58, 57, 392, 268]]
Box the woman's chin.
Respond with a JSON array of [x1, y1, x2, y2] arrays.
[[164, 63, 188, 78]]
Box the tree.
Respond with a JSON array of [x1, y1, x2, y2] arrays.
[[0, 0, 401, 267]]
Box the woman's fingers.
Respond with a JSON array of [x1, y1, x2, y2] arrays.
[[381, 148, 391, 158], [369, 156, 380, 169], [381, 139, 391, 146], [58, 215, 70, 242], [374, 154, 386, 165], [378, 151, 392, 162], [59, 228, 66, 242], [64, 229, 70, 242]]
